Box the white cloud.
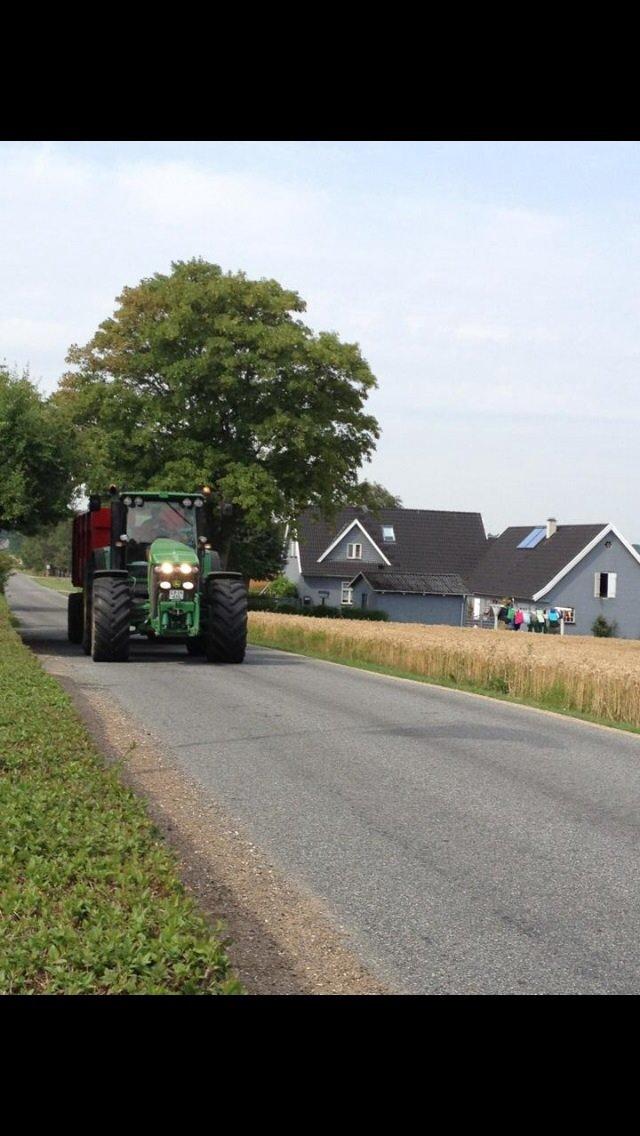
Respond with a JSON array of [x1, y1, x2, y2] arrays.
[[455, 322, 512, 344]]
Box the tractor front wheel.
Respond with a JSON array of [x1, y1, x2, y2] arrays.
[[186, 637, 205, 656], [68, 591, 84, 644], [205, 580, 247, 663], [91, 577, 130, 662]]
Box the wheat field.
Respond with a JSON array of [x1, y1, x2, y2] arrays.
[[248, 613, 640, 728]]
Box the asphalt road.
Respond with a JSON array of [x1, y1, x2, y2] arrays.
[[8, 572, 640, 995]]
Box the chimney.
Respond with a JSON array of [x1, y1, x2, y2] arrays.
[[546, 517, 557, 539]]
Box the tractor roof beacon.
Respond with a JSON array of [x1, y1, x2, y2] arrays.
[[68, 488, 247, 664]]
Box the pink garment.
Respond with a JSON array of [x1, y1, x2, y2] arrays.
[[514, 609, 524, 625]]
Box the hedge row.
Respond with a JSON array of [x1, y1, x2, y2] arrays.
[[247, 596, 388, 621]]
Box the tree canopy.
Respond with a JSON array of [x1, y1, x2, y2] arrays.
[[56, 260, 380, 570], [0, 366, 75, 535], [352, 480, 403, 511]]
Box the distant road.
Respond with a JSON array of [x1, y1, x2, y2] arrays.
[[8, 571, 640, 995]]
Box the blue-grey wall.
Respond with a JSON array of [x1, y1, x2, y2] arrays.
[[376, 593, 464, 625], [293, 575, 371, 609], [283, 561, 465, 625], [544, 533, 640, 638]]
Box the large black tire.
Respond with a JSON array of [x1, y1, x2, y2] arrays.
[[68, 591, 84, 644], [186, 637, 205, 656], [91, 576, 130, 662], [82, 587, 92, 654], [205, 579, 247, 663]]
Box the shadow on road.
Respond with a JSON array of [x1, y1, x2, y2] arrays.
[[19, 631, 303, 667]]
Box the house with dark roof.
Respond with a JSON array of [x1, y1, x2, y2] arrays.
[[285, 507, 487, 625], [470, 518, 640, 637]]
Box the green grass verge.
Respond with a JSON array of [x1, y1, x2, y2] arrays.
[[26, 575, 78, 594], [248, 633, 640, 736], [0, 596, 241, 994]]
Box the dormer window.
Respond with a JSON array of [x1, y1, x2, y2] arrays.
[[347, 543, 362, 559], [382, 525, 395, 543]]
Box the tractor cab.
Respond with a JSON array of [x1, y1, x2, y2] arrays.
[[122, 493, 200, 560], [120, 494, 201, 600]]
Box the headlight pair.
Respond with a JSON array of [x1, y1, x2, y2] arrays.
[[158, 562, 194, 575]]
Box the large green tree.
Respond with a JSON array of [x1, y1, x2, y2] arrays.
[[20, 518, 73, 574], [352, 480, 403, 511], [56, 260, 379, 570], [0, 366, 75, 534]]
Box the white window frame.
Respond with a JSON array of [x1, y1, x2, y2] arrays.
[[382, 525, 395, 543], [341, 582, 354, 605], [347, 542, 362, 560], [594, 571, 617, 599]]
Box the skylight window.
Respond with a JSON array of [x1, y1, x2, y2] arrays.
[[517, 527, 546, 549], [382, 525, 395, 542]]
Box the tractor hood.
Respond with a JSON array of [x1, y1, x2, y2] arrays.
[[148, 538, 199, 567]]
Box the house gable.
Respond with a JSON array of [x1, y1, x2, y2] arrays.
[[317, 518, 391, 567], [533, 524, 640, 600]]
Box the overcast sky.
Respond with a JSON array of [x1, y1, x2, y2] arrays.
[[1, 140, 639, 537]]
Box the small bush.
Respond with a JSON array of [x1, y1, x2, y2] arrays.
[[0, 552, 15, 593], [592, 615, 618, 638], [264, 575, 299, 599]]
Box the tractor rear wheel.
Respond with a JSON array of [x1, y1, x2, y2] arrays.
[[82, 588, 92, 654], [205, 579, 247, 663], [68, 591, 84, 644], [91, 577, 130, 662]]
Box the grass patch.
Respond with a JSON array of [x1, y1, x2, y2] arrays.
[[0, 596, 241, 994], [248, 616, 640, 736], [26, 575, 78, 594]]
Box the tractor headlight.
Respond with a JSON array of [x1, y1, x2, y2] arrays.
[[122, 495, 133, 506], [183, 581, 194, 590], [159, 580, 171, 590], [160, 562, 174, 574], [180, 564, 193, 574]]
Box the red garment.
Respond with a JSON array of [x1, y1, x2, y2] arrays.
[[514, 609, 524, 625]]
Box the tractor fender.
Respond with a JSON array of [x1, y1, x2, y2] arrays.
[[204, 571, 245, 584], [91, 570, 130, 580]]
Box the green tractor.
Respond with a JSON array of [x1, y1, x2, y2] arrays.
[[68, 489, 247, 663]]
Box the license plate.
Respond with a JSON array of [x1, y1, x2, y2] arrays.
[[169, 589, 184, 601]]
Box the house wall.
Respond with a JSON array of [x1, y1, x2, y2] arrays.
[[544, 533, 640, 638], [286, 571, 464, 625], [377, 593, 465, 625], [294, 576, 377, 610]]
